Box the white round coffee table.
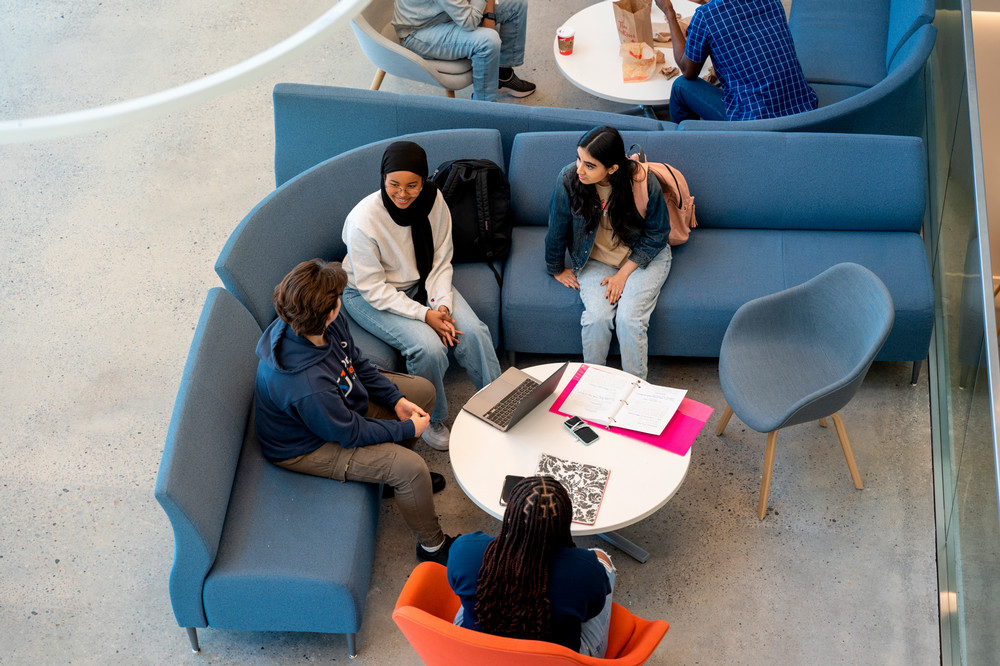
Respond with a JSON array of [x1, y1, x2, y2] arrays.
[[450, 362, 691, 562], [553, 0, 704, 107]]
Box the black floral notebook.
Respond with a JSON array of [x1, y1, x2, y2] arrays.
[[536, 453, 611, 525]]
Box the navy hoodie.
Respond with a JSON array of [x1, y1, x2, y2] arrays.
[[254, 314, 413, 461]]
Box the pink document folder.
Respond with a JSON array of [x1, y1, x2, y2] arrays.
[[549, 365, 714, 456]]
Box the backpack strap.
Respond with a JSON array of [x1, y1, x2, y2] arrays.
[[472, 164, 503, 285]]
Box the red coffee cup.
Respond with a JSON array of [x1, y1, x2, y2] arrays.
[[557, 26, 575, 55]]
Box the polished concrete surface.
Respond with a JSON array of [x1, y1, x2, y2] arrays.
[[0, 1, 939, 663]]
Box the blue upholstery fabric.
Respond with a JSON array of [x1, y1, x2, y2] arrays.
[[501, 130, 932, 361], [887, 0, 935, 70], [679, 16, 936, 136], [718, 263, 894, 433], [789, 0, 890, 87], [272, 84, 672, 185], [202, 424, 380, 633], [154, 288, 263, 628]]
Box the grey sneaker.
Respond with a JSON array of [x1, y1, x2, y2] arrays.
[[421, 421, 450, 451], [498, 71, 536, 98]]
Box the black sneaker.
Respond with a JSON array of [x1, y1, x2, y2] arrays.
[[383, 472, 446, 499], [498, 71, 536, 98], [416, 534, 459, 565]]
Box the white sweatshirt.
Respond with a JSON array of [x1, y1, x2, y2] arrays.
[[342, 190, 456, 320]]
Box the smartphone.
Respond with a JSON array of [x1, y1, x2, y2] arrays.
[[500, 474, 525, 505], [564, 415, 600, 445]]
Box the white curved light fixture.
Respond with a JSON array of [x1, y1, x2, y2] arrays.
[[0, 0, 371, 144]]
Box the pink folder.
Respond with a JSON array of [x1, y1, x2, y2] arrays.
[[549, 365, 713, 456]]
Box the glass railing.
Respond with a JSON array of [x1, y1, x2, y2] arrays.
[[927, 1, 1000, 663]]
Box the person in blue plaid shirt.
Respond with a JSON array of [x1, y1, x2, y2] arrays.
[[655, 0, 817, 123]]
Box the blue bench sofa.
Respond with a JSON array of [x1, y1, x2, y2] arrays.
[[154, 288, 380, 657], [157, 124, 933, 656]]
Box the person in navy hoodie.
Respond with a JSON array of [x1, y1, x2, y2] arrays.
[[254, 258, 457, 564]]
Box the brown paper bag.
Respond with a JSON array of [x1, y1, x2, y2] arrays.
[[613, 0, 655, 49]]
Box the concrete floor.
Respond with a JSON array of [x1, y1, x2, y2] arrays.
[[1, 1, 939, 664]]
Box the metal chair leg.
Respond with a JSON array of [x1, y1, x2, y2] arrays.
[[715, 403, 733, 436], [347, 632, 357, 658], [758, 431, 779, 520], [831, 413, 864, 489], [910, 360, 922, 386], [185, 627, 200, 653]]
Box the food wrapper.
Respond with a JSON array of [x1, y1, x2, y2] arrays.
[[661, 65, 680, 79], [620, 42, 658, 82], [653, 15, 691, 44]]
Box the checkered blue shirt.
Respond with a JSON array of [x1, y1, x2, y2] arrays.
[[684, 0, 818, 121]]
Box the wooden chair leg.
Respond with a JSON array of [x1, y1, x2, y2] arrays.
[[715, 404, 733, 436], [818, 417, 828, 428], [758, 431, 778, 520], [446, 89, 456, 98], [370, 69, 386, 90], [831, 413, 864, 489]]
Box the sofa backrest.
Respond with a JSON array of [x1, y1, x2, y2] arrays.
[[217, 128, 504, 328], [887, 0, 935, 70], [272, 84, 671, 185], [154, 288, 262, 628], [508, 131, 927, 233], [790, 0, 891, 88]]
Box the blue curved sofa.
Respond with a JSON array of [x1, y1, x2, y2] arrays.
[[157, 120, 934, 655], [677, 0, 937, 136]]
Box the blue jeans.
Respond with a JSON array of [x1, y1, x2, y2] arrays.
[[342, 286, 501, 423], [669, 76, 726, 123], [400, 0, 528, 102], [577, 248, 672, 380]]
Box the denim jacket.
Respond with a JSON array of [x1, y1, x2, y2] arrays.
[[545, 163, 670, 276]]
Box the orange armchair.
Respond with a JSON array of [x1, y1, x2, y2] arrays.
[[392, 562, 669, 665]]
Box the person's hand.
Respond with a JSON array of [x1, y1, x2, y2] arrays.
[[601, 271, 630, 304], [425, 307, 462, 347], [394, 397, 429, 422], [409, 411, 431, 437], [554, 268, 580, 290], [653, 0, 675, 17]]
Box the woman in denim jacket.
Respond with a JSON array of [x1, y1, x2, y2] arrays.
[[544, 126, 671, 380]]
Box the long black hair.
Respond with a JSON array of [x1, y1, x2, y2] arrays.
[[473, 476, 576, 641], [570, 126, 645, 245]]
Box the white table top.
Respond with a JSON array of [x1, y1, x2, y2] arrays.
[[450, 363, 691, 536], [553, 0, 703, 106]]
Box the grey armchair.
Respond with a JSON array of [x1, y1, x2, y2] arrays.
[[350, 0, 473, 97], [714, 263, 895, 520]]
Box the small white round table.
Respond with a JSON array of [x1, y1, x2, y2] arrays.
[[450, 363, 692, 562], [553, 0, 704, 108]]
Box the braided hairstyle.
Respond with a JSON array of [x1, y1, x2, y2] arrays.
[[570, 125, 645, 244], [474, 476, 576, 641]]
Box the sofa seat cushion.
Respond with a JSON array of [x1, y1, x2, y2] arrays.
[[453, 263, 502, 348], [503, 227, 931, 361], [202, 428, 380, 633]]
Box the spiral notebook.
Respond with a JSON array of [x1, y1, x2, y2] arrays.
[[555, 365, 686, 435]]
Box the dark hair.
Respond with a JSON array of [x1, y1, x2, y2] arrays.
[[570, 126, 644, 244], [474, 476, 576, 641], [272, 259, 348, 337]]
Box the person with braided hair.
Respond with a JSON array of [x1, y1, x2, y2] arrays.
[[446, 476, 616, 656]]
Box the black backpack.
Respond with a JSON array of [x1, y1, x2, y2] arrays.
[[430, 159, 513, 283]]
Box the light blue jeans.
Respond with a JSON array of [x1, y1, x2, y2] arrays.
[[400, 0, 528, 102], [452, 548, 617, 658], [669, 75, 726, 123], [577, 247, 672, 380], [342, 286, 501, 423]]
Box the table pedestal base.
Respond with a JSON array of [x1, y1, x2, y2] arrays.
[[598, 531, 650, 563]]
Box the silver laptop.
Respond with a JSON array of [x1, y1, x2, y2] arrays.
[[462, 362, 569, 431]]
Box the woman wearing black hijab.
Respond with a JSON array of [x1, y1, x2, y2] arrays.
[[341, 141, 501, 451]]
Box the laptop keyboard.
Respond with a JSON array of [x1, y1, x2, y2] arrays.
[[484, 377, 540, 427]]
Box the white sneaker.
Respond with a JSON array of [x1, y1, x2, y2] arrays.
[[422, 422, 450, 451]]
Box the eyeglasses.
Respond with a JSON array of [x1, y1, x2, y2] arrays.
[[385, 180, 423, 195]]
